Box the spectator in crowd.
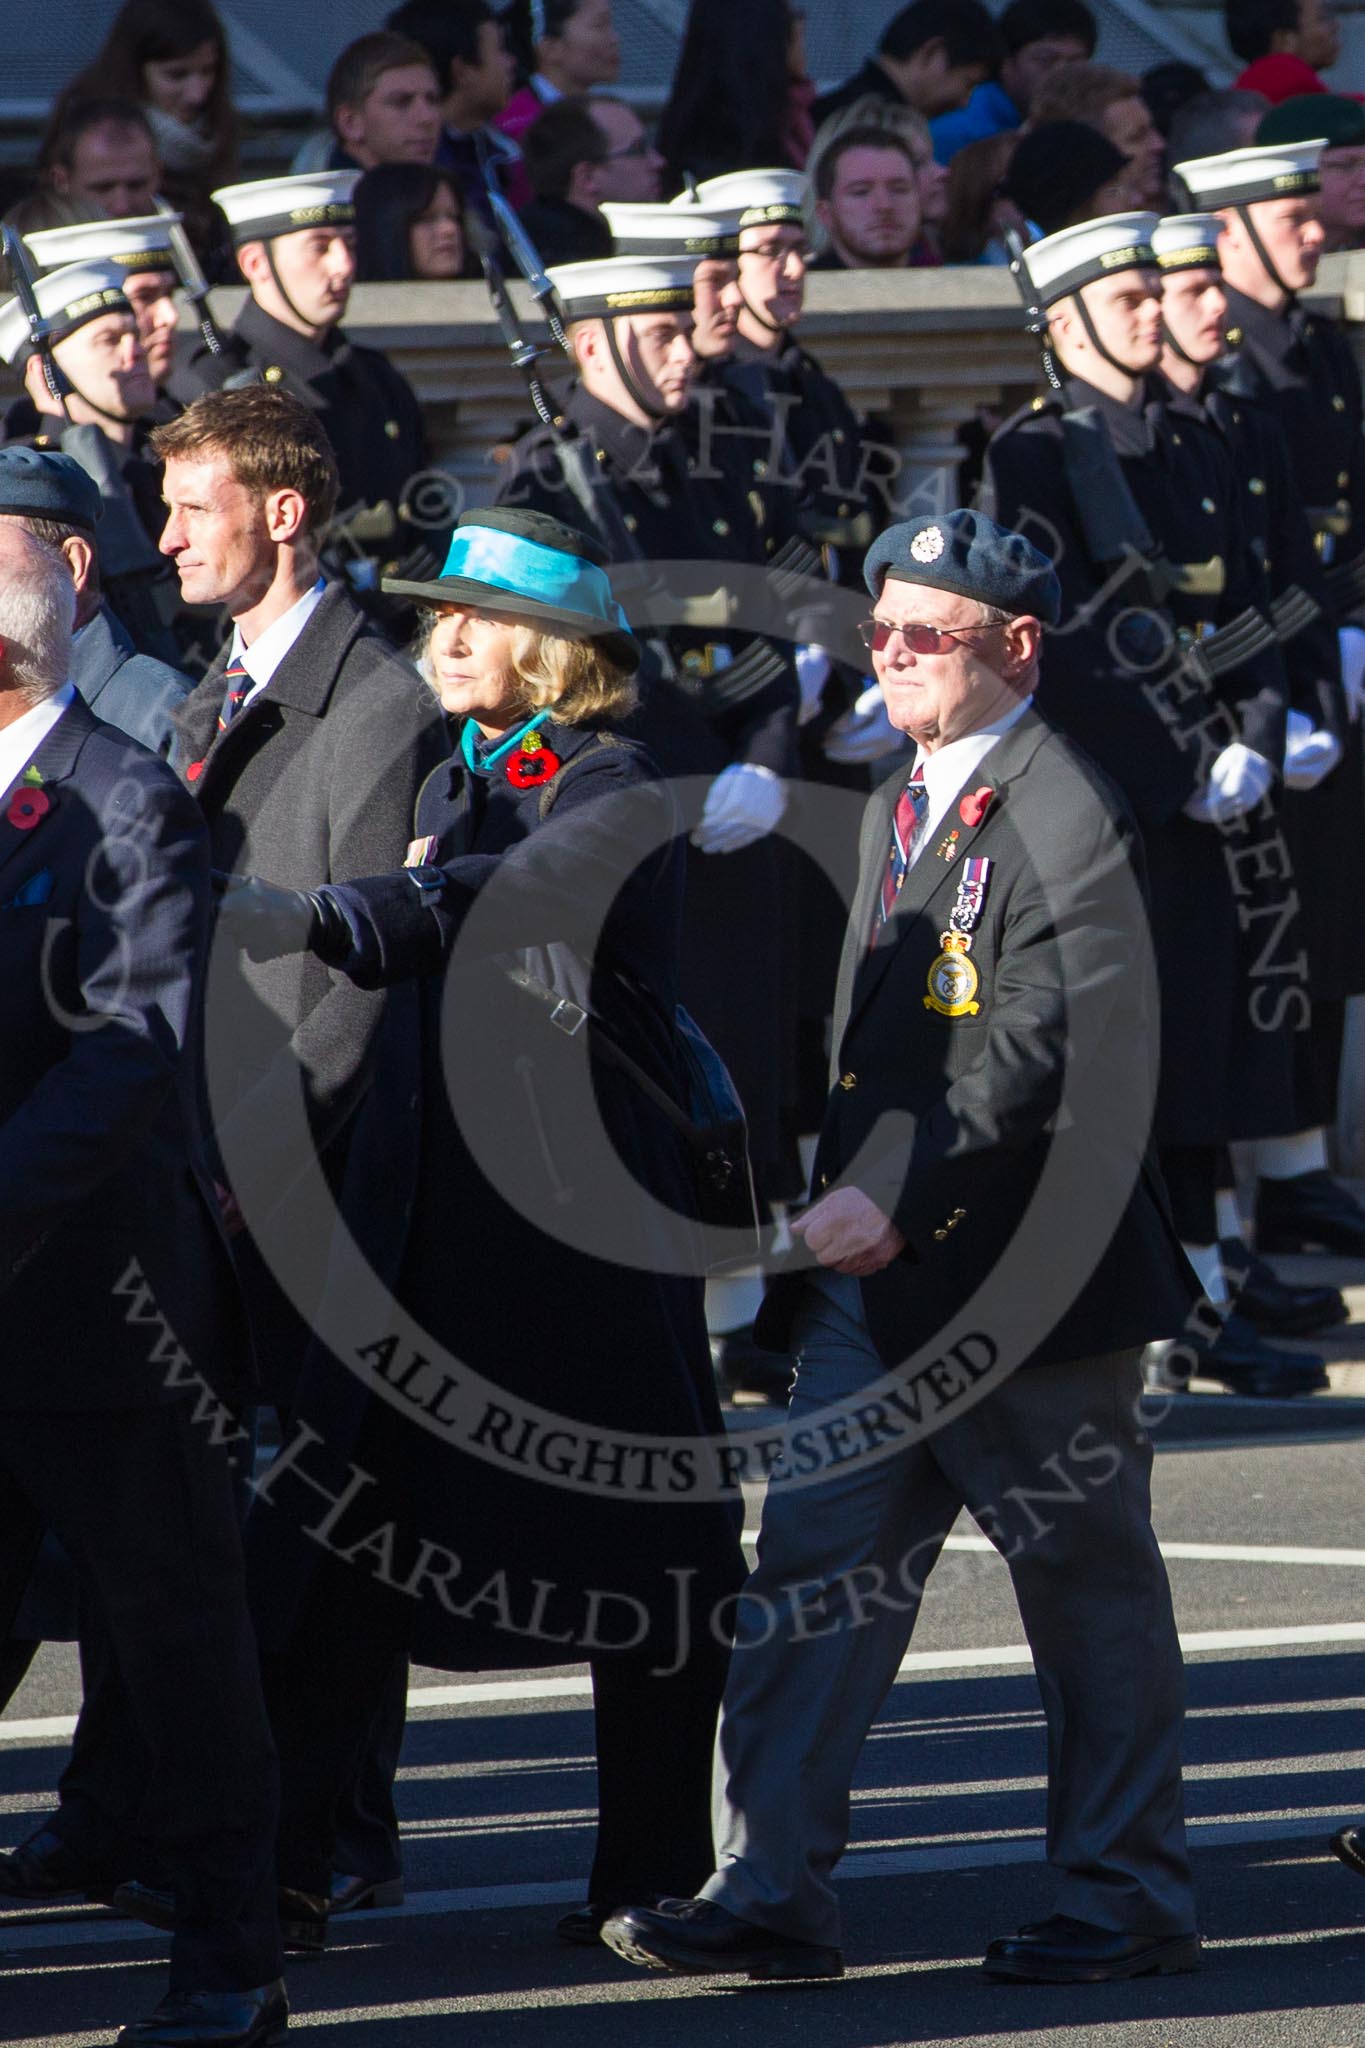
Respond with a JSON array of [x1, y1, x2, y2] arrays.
[[1002, 118, 1136, 236], [1226, 0, 1341, 103], [498, 0, 623, 145], [589, 96, 666, 201], [39, 100, 161, 223], [1142, 60, 1211, 137], [354, 163, 470, 279], [0, 191, 100, 250], [325, 33, 443, 172], [517, 99, 616, 263], [386, 1, 519, 234], [493, 0, 623, 207], [1259, 93, 1365, 249], [810, 126, 923, 269], [49, 0, 238, 273], [938, 129, 1022, 261], [1167, 86, 1270, 161], [808, 97, 948, 261], [813, 0, 1003, 130], [931, 0, 1096, 162], [1028, 61, 1166, 206], [658, 0, 816, 189]]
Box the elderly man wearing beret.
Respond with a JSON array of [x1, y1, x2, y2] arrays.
[[0, 447, 191, 759], [604, 510, 1201, 1987]]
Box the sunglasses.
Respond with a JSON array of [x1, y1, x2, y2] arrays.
[[857, 617, 1009, 655]]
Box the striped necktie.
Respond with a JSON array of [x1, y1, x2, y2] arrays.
[[217, 655, 249, 734], [873, 771, 928, 942]]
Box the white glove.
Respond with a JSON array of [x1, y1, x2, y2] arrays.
[[1340, 626, 1365, 722], [794, 643, 832, 724], [1283, 706, 1344, 790], [822, 682, 910, 765], [692, 762, 788, 854], [1182, 742, 1275, 824]]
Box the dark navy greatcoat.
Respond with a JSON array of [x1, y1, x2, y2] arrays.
[[253, 716, 745, 1670]]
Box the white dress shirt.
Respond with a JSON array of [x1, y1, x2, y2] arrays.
[[906, 694, 1032, 867], [0, 682, 74, 803], [230, 579, 326, 713]]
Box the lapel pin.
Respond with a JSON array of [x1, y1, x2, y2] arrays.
[[935, 829, 960, 861]]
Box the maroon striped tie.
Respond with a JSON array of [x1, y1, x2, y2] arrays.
[[873, 772, 927, 943], [217, 655, 249, 734]]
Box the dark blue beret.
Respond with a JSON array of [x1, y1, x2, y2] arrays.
[[0, 447, 103, 533], [864, 509, 1061, 628]]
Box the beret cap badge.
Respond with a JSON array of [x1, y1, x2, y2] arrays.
[[910, 525, 946, 565]]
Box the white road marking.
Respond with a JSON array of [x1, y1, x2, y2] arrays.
[[0, 1811, 1347, 1961], [8, 1618, 1365, 1748]]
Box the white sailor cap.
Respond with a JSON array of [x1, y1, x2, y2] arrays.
[[0, 258, 132, 367], [1173, 140, 1324, 211], [1152, 213, 1225, 273], [1017, 211, 1160, 309], [691, 169, 808, 228], [211, 170, 361, 248], [25, 213, 182, 277], [601, 202, 742, 258], [548, 253, 696, 321]]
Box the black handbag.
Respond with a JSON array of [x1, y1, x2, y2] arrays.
[[502, 964, 760, 1256]]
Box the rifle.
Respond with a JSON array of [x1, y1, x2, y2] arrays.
[[1, 223, 71, 419], [154, 198, 226, 359], [1003, 224, 1062, 393], [477, 136, 572, 358]]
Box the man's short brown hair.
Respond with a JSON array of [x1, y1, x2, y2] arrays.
[[1029, 61, 1140, 129], [326, 31, 437, 127], [151, 388, 340, 536]]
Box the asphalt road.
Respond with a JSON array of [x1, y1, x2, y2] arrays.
[[5, 1387, 1365, 2048]]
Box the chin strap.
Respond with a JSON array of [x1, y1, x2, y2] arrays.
[[1073, 292, 1153, 383], [1237, 203, 1298, 305], [1161, 321, 1203, 370], [53, 375, 134, 435], [605, 318, 670, 424], [265, 241, 322, 336], [737, 288, 787, 337]]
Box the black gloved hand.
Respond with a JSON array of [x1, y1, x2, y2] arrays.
[[214, 875, 340, 962]]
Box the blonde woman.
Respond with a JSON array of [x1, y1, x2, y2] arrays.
[[222, 507, 745, 1954]]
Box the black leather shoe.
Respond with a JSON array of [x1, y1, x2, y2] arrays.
[[602, 1898, 843, 1979], [1222, 1242, 1349, 1336], [329, 1872, 403, 1915], [0, 1824, 116, 1903], [116, 1979, 288, 2045], [983, 1915, 1201, 1983], [556, 1893, 667, 1946], [278, 1886, 328, 1955], [109, 1878, 178, 1931], [1256, 1171, 1365, 1257], [1330, 1823, 1365, 1876], [1199, 1313, 1329, 1397]]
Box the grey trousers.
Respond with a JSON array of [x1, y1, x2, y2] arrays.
[[700, 1272, 1194, 1948]]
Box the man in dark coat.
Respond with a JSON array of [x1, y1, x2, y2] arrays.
[[602, 511, 1200, 1988], [155, 384, 443, 1920], [981, 209, 1324, 1397], [1175, 136, 1365, 1257], [165, 171, 425, 538], [0, 518, 284, 2048]]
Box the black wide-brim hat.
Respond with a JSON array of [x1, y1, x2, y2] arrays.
[[383, 506, 641, 673]]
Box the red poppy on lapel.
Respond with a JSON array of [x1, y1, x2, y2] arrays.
[[7, 783, 50, 831], [187, 761, 206, 783], [959, 785, 994, 828], [506, 745, 561, 789]]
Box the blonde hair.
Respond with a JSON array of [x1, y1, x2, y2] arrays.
[[418, 610, 638, 724]]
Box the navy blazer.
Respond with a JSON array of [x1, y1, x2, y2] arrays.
[[760, 709, 1200, 1375], [70, 602, 193, 760], [0, 695, 251, 1412]]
